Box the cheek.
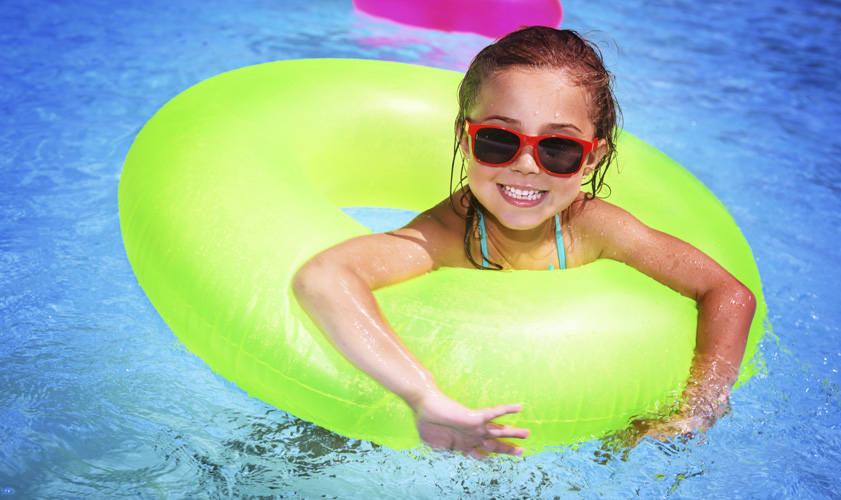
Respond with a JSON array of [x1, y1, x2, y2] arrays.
[[549, 175, 584, 202], [465, 161, 480, 182], [466, 162, 494, 186]]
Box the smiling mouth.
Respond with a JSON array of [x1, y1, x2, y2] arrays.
[[499, 184, 547, 201]]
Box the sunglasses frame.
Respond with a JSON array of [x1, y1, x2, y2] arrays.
[[465, 120, 599, 177]]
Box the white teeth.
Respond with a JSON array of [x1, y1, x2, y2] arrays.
[[501, 185, 546, 201]]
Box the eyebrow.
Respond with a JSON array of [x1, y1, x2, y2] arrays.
[[480, 115, 585, 135]]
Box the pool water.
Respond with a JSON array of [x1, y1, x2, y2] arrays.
[[2, 0, 840, 498]]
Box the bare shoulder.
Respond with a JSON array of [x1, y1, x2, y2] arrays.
[[297, 198, 465, 291], [390, 197, 469, 269], [568, 194, 641, 231], [564, 194, 645, 265]]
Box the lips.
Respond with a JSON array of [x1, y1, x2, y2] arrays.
[[498, 184, 547, 206]]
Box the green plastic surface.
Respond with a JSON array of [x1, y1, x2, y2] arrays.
[[119, 58, 767, 452]]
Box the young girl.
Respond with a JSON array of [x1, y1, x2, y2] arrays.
[[293, 27, 755, 458]]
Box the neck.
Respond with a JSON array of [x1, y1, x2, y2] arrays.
[[479, 207, 558, 270]]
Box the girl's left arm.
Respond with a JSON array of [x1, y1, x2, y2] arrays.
[[583, 200, 756, 435]]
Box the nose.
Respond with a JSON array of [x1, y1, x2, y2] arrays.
[[509, 144, 541, 175]]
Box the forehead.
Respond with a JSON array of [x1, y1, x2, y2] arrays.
[[471, 67, 594, 132]]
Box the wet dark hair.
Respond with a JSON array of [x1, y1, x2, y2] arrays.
[[449, 26, 622, 269]]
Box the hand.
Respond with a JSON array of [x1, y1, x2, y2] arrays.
[[413, 391, 530, 459], [624, 368, 733, 444], [629, 397, 728, 442]]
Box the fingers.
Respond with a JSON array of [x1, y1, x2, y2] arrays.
[[462, 439, 523, 460], [480, 403, 523, 421], [478, 404, 530, 441], [418, 400, 531, 459], [486, 422, 530, 440], [473, 405, 529, 457], [477, 437, 525, 456]]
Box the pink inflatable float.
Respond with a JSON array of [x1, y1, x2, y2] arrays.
[[353, 0, 563, 38]]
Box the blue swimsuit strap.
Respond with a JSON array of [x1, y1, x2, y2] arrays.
[[476, 207, 566, 270]]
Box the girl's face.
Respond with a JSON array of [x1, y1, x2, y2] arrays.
[[463, 67, 604, 231]]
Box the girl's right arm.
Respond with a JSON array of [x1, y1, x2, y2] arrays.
[[292, 215, 529, 457]]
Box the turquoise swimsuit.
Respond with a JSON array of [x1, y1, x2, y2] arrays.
[[476, 207, 566, 270]]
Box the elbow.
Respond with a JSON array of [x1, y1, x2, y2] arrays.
[[730, 279, 757, 318], [292, 256, 331, 304], [718, 277, 757, 341], [698, 276, 757, 325], [293, 255, 367, 307], [292, 265, 307, 302]]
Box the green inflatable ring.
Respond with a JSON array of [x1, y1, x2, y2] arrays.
[[119, 58, 766, 452]]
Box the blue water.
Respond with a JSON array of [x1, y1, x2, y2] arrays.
[[2, 0, 840, 498]]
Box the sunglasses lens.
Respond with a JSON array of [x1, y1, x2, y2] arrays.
[[538, 137, 584, 175], [474, 128, 520, 165]]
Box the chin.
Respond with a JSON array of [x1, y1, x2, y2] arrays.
[[493, 208, 556, 231]]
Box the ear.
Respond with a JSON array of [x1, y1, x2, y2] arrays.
[[456, 122, 470, 156], [583, 138, 609, 176]]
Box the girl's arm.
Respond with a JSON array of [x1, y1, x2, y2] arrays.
[[579, 200, 756, 436], [292, 216, 529, 457]]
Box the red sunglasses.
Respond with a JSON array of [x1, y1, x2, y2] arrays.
[[465, 120, 599, 177]]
